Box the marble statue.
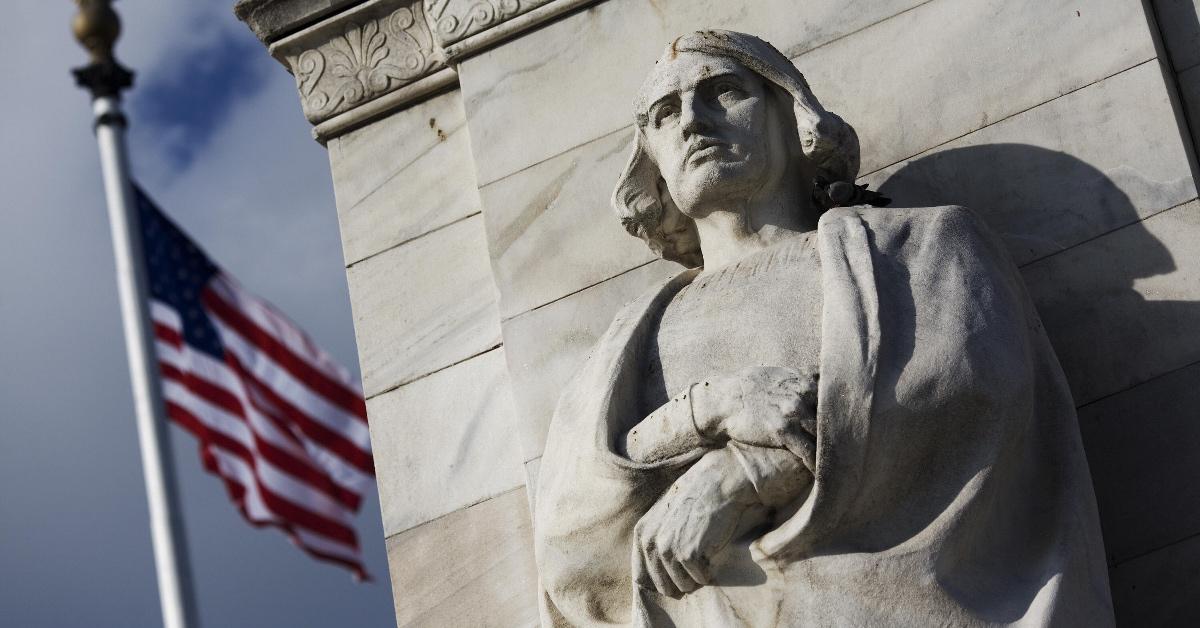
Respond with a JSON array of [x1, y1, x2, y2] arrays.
[[534, 30, 1115, 626]]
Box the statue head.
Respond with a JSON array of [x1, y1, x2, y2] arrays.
[[612, 30, 862, 267]]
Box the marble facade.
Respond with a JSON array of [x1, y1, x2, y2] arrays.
[[237, 1, 1200, 625]]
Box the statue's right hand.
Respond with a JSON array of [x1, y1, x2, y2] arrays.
[[632, 448, 759, 598]]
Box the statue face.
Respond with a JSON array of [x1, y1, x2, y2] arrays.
[[638, 52, 791, 218]]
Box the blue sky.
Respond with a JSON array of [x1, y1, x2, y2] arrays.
[[0, 2, 395, 626]]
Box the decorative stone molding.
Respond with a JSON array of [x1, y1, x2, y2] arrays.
[[423, 0, 555, 48], [235, 0, 362, 44], [270, 0, 443, 125], [243, 0, 602, 138]]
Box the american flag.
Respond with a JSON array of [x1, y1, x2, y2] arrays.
[[137, 187, 373, 579]]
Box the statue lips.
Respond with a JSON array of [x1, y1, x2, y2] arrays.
[[686, 138, 729, 167]]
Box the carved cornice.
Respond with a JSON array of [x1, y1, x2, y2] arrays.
[[423, 0, 554, 48], [271, 0, 442, 125], [250, 0, 601, 138]]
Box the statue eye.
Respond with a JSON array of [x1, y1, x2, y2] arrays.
[[652, 104, 679, 127], [713, 80, 744, 103]]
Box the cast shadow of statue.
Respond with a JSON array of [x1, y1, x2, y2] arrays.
[[874, 143, 1200, 566]]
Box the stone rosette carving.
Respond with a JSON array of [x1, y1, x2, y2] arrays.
[[423, 0, 554, 47], [272, 0, 442, 124]]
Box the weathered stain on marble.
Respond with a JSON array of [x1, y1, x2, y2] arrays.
[[328, 90, 481, 265], [369, 348, 524, 537], [481, 128, 656, 319], [385, 488, 538, 627], [346, 215, 501, 398]]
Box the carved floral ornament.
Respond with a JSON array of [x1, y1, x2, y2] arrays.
[[284, 3, 438, 122], [272, 0, 574, 125]]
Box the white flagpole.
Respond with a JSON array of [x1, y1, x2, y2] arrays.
[[72, 3, 197, 627]]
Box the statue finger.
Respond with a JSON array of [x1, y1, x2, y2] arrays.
[[633, 545, 652, 590], [640, 541, 681, 598], [781, 430, 817, 471], [632, 521, 657, 589], [661, 557, 700, 597], [678, 555, 711, 587]]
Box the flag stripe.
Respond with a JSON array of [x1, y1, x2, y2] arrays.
[[163, 390, 357, 531], [155, 332, 373, 496], [159, 366, 362, 510], [156, 332, 310, 460], [208, 477, 368, 579], [169, 400, 360, 545], [202, 287, 368, 420], [208, 275, 359, 392], [203, 442, 360, 549], [207, 311, 372, 454], [159, 306, 374, 478], [219, 349, 374, 475]]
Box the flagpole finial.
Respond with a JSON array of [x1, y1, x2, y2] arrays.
[[72, 0, 120, 65], [71, 0, 134, 99]]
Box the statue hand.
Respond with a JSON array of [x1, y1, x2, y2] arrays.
[[695, 366, 818, 467], [632, 448, 759, 598]]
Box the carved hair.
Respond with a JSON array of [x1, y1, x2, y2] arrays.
[[612, 30, 863, 267]]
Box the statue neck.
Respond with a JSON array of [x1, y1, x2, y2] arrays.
[[692, 185, 817, 272]]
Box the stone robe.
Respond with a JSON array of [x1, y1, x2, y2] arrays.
[[534, 205, 1114, 627]]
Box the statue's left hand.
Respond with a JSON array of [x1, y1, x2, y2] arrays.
[[632, 447, 760, 598]]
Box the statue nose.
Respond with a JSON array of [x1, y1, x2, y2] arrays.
[[680, 94, 709, 138]]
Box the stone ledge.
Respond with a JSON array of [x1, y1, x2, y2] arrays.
[[234, 0, 363, 44]]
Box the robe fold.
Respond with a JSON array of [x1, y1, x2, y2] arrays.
[[535, 206, 1113, 627]]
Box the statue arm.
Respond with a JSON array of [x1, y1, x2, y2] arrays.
[[623, 366, 818, 469], [621, 381, 720, 463]]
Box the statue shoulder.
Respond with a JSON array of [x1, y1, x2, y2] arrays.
[[820, 205, 1015, 271], [825, 204, 997, 243], [825, 203, 979, 226]]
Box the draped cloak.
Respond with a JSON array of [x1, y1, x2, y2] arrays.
[[534, 206, 1114, 627]]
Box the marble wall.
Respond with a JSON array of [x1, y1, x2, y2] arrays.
[[327, 90, 537, 626], [241, 0, 1200, 624], [458, 0, 1200, 623]]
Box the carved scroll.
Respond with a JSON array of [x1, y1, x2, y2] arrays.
[[423, 0, 555, 47]]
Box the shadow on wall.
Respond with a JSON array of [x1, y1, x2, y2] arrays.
[[875, 144, 1199, 403], [875, 142, 1200, 568]]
